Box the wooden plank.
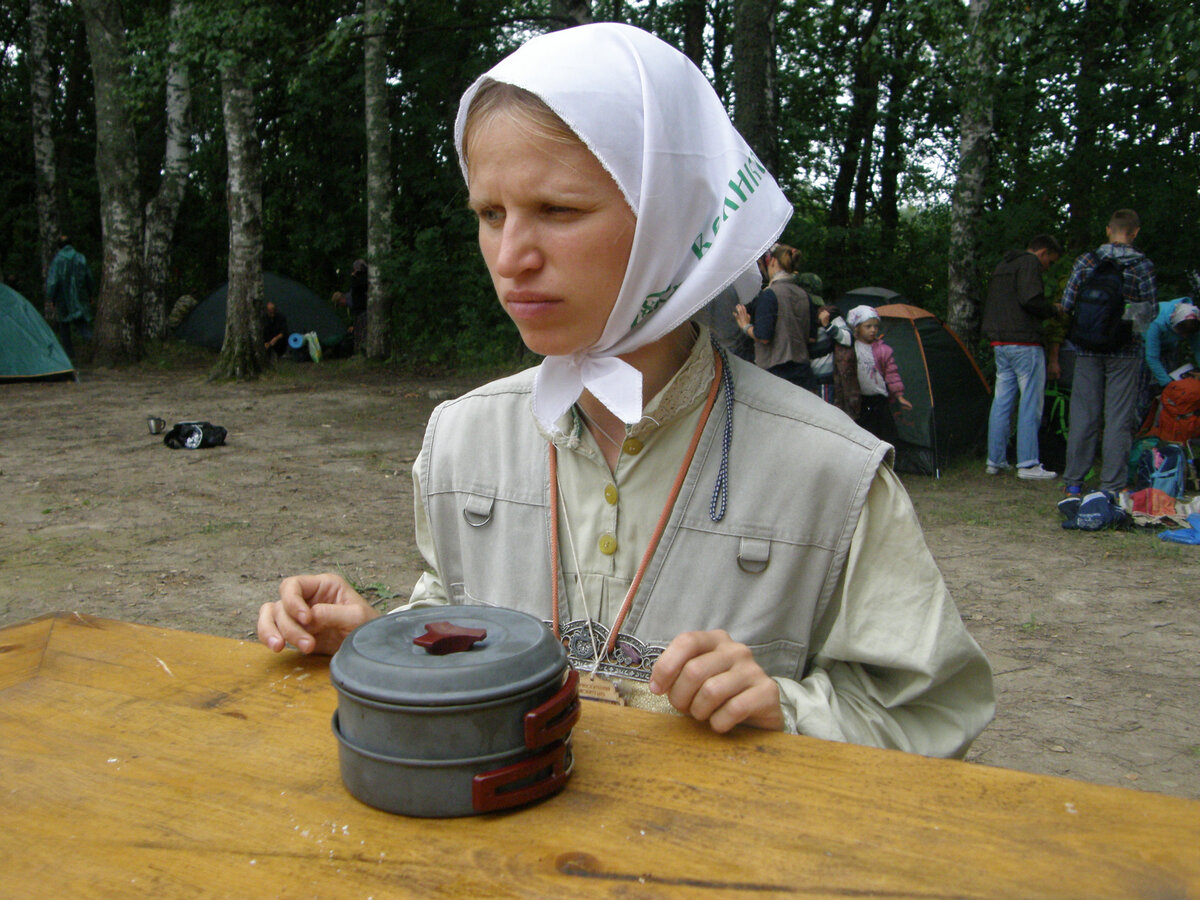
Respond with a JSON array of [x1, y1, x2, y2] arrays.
[[0, 615, 1197, 899], [0, 614, 55, 691]]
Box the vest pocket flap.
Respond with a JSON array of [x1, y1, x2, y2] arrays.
[[737, 537, 771, 573], [462, 493, 495, 527]]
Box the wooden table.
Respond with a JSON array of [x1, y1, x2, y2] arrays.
[[2, 613, 1198, 899]]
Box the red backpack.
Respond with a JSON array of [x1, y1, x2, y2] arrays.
[[1143, 377, 1200, 443]]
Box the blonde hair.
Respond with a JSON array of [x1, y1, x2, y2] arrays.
[[462, 79, 583, 171]]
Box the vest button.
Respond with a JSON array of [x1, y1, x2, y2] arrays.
[[598, 534, 617, 555], [622, 437, 644, 455], [604, 484, 618, 505]]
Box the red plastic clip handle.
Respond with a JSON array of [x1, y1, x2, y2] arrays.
[[523, 669, 581, 750], [471, 740, 573, 813], [412, 621, 488, 655]]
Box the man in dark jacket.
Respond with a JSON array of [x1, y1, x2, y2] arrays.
[[982, 234, 1063, 480], [262, 301, 289, 356]]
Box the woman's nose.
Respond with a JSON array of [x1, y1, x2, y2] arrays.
[[492, 217, 543, 278]]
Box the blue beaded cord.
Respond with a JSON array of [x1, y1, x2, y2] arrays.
[[709, 340, 733, 522]]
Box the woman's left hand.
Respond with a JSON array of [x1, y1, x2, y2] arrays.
[[733, 304, 751, 330], [648, 630, 784, 733]]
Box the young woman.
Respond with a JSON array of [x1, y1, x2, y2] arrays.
[[258, 24, 993, 757], [733, 244, 816, 390]]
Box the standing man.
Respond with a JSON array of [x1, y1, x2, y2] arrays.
[[44, 235, 94, 360], [982, 234, 1064, 479], [1061, 209, 1157, 497]]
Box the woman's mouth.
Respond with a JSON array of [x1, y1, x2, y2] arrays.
[[504, 291, 561, 320]]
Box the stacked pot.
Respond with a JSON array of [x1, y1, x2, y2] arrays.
[[330, 606, 580, 817]]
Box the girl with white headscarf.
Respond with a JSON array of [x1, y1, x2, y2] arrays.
[[259, 24, 993, 756]]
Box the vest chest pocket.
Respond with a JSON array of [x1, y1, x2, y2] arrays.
[[462, 493, 495, 527]]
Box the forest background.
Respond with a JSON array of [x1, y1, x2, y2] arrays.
[[1, 0, 1199, 377]]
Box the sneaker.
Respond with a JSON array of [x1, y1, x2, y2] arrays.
[[985, 463, 1008, 475], [1017, 464, 1058, 480], [1063, 484, 1082, 496]]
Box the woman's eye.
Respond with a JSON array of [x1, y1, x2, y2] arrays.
[[477, 207, 503, 225]]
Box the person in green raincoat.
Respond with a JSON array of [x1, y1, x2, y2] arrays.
[[45, 236, 95, 359]]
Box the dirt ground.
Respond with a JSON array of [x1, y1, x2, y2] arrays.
[[3, 355, 1198, 800]]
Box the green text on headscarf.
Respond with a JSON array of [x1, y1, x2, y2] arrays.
[[690, 155, 770, 261]]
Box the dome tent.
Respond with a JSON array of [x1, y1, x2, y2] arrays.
[[0, 283, 75, 382], [175, 272, 348, 351], [871, 303, 991, 476]]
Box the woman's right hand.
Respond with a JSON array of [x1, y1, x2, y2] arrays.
[[257, 573, 381, 655]]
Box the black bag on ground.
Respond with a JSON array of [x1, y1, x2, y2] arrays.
[[1067, 257, 1130, 351], [163, 421, 227, 449]]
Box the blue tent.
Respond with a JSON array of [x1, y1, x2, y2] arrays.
[[0, 284, 75, 382]]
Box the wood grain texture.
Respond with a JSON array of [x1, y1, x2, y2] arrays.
[[2, 614, 1197, 899]]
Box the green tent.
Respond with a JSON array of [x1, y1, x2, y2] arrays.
[[874, 303, 991, 477], [175, 272, 348, 351], [0, 283, 75, 382]]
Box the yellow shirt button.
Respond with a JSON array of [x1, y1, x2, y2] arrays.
[[622, 437, 644, 455], [598, 534, 617, 555], [604, 484, 618, 505]]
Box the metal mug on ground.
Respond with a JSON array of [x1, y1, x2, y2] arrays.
[[147, 416, 166, 435]]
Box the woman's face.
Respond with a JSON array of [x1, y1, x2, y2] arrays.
[[467, 113, 636, 358]]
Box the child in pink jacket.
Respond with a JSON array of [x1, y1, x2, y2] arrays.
[[846, 305, 911, 444]]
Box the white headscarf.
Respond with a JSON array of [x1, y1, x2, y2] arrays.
[[847, 305, 881, 330], [454, 23, 793, 428], [1169, 301, 1199, 328]]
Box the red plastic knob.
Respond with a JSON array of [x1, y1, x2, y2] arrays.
[[412, 621, 488, 655]]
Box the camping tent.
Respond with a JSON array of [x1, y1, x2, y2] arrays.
[[0, 283, 75, 382], [873, 303, 991, 476], [175, 272, 348, 351], [836, 285, 911, 318]]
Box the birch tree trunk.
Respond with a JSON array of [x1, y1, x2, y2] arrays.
[[945, 0, 994, 346], [363, 0, 392, 360], [79, 0, 145, 365], [732, 0, 778, 173], [212, 62, 265, 380], [142, 0, 192, 341], [29, 0, 60, 281]]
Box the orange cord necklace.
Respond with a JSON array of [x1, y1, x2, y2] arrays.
[[548, 348, 725, 659]]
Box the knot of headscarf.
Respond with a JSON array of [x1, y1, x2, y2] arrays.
[[454, 23, 792, 428]]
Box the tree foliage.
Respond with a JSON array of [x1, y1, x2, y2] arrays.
[[2, 0, 1198, 370]]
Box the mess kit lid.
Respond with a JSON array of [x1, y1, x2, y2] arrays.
[[330, 606, 567, 706]]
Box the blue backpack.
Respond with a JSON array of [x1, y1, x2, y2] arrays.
[[1060, 490, 1127, 531], [1134, 442, 1187, 499], [1068, 257, 1130, 351]]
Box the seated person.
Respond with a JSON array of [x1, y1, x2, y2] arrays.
[[257, 24, 994, 759], [262, 301, 289, 356], [1144, 298, 1200, 389]]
